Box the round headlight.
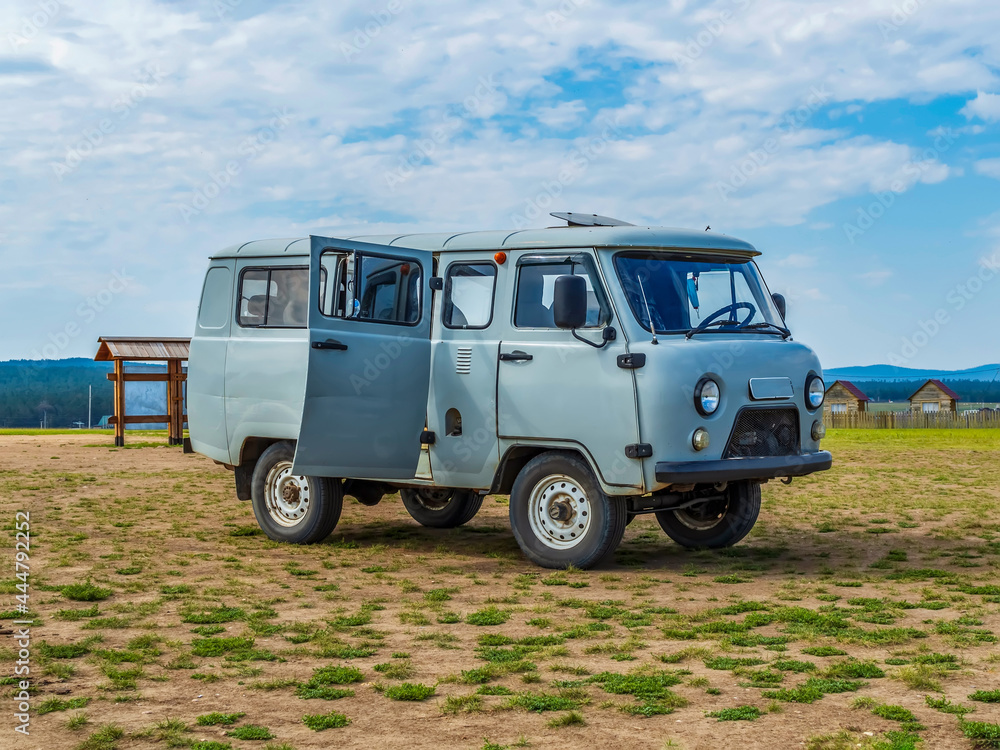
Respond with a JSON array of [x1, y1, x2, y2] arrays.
[[807, 376, 825, 410], [695, 378, 721, 416]]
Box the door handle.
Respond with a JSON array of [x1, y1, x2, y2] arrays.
[[312, 339, 348, 351], [499, 350, 533, 362]]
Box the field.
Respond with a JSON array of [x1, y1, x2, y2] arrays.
[[3, 430, 1000, 750]]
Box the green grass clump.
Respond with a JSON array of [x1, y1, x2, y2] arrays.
[[925, 695, 972, 715], [190, 742, 233, 750], [707, 705, 763, 721], [704, 656, 765, 670], [801, 646, 848, 657], [824, 660, 885, 679], [466, 606, 511, 626], [381, 682, 436, 701], [763, 677, 865, 704], [196, 712, 246, 726], [872, 704, 917, 722], [39, 641, 90, 659], [441, 695, 485, 714], [772, 659, 816, 673], [547, 711, 586, 728], [77, 723, 124, 750], [302, 711, 350, 731], [182, 607, 246, 624], [225, 725, 274, 740], [54, 605, 100, 621], [37, 696, 89, 715], [191, 636, 254, 657], [504, 692, 581, 712], [373, 660, 415, 680], [970, 690, 1000, 703], [960, 720, 1000, 748], [62, 582, 112, 601]]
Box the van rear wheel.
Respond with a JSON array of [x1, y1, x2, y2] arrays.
[[509, 452, 626, 570], [251, 441, 343, 544], [401, 488, 483, 528], [655, 480, 760, 549]]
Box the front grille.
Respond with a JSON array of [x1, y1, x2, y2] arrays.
[[724, 407, 800, 458]]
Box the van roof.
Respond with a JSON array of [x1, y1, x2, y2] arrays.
[[210, 226, 760, 259]]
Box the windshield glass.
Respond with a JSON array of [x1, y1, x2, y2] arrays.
[[613, 252, 783, 334]]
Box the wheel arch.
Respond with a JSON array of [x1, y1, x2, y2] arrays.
[[234, 437, 287, 501], [491, 444, 601, 495]]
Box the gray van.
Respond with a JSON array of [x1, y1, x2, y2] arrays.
[[187, 214, 831, 569]]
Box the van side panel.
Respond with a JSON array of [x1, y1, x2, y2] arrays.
[[188, 262, 234, 463], [224, 258, 309, 462]]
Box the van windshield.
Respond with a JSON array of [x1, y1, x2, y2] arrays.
[[613, 252, 784, 335]]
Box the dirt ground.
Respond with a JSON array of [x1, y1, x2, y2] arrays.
[[2, 431, 999, 750]]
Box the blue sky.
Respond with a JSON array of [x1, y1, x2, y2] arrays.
[[1, 0, 998, 369]]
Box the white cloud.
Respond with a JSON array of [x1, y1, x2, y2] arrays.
[[974, 158, 1000, 180], [962, 91, 1000, 122]]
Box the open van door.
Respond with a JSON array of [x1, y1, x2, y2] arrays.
[[293, 236, 433, 480]]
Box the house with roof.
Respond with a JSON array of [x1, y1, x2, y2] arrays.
[[824, 380, 870, 415], [908, 379, 960, 413]]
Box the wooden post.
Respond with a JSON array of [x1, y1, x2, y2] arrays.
[[113, 360, 126, 447], [167, 360, 182, 445]]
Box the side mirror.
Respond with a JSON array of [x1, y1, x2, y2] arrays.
[[771, 293, 787, 320], [553, 275, 588, 329]]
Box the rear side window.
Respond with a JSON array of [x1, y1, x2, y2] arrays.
[[514, 258, 608, 329], [237, 267, 308, 328], [353, 255, 422, 325], [444, 263, 496, 329], [198, 266, 232, 330]]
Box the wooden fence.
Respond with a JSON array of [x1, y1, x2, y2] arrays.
[[827, 410, 1000, 429]]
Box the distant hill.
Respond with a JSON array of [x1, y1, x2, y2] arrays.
[[0, 359, 114, 428], [825, 364, 1000, 382]]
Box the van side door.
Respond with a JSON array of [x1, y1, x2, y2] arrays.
[[293, 236, 433, 480]]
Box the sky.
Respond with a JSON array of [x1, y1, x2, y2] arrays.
[[1, 0, 998, 369]]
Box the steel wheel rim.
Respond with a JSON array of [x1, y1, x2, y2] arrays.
[[527, 474, 591, 550], [265, 460, 310, 527], [414, 488, 455, 512], [673, 496, 729, 531]]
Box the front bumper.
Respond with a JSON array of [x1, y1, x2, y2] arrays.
[[655, 451, 833, 485]]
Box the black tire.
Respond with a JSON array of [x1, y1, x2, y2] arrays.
[[655, 480, 761, 549], [509, 451, 626, 570], [250, 441, 343, 544], [400, 488, 484, 528]]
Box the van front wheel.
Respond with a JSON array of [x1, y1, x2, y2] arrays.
[[509, 452, 626, 570], [400, 488, 483, 528], [251, 441, 343, 544], [655, 480, 760, 549]]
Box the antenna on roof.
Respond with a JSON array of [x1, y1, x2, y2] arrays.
[[550, 212, 634, 227]]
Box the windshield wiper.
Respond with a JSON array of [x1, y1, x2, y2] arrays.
[[741, 322, 792, 339], [686, 321, 791, 340], [684, 319, 740, 339]]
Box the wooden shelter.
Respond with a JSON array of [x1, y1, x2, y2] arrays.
[[824, 380, 870, 415], [94, 337, 191, 446], [908, 379, 960, 414]]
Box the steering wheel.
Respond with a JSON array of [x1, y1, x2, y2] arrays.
[[697, 302, 756, 329]]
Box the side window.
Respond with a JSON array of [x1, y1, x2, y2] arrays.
[[353, 255, 422, 325], [514, 259, 608, 329], [198, 266, 232, 330], [237, 267, 308, 328], [444, 263, 496, 329], [319, 252, 348, 317]]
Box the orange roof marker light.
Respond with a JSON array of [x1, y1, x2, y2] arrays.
[[494, 251, 507, 265]]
